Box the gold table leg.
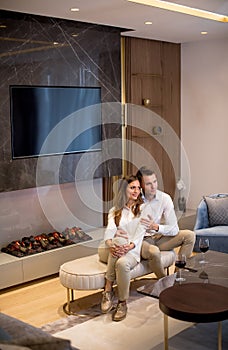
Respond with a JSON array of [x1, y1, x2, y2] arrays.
[[163, 318, 222, 350], [164, 314, 168, 350], [218, 321, 222, 350]]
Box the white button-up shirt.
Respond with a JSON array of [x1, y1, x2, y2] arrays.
[[141, 190, 179, 236]]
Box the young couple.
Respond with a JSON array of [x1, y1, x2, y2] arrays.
[[98, 166, 195, 321]]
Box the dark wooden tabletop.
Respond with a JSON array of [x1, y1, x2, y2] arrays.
[[159, 283, 228, 323]]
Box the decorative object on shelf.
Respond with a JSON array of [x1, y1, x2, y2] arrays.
[[176, 179, 186, 212], [1, 227, 92, 258], [178, 197, 186, 212]]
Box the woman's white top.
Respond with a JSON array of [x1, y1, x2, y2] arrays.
[[103, 206, 145, 262]]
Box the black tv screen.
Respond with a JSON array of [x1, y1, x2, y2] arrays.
[[10, 85, 102, 159]]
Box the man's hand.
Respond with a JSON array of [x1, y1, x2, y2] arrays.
[[114, 228, 129, 240], [140, 215, 159, 232], [140, 214, 154, 229]]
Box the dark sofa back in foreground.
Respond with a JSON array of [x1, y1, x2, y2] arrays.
[[0, 312, 76, 350]]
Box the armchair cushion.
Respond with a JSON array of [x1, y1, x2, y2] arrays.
[[193, 193, 228, 253], [204, 195, 228, 227], [194, 199, 209, 230]]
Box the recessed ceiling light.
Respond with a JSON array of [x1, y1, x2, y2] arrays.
[[201, 31, 208, 35], [145, 21, 153, 25], [53, 42, 59, 45], [128, 0, 228, 23], [72, 33, 78, 37], [70, 8, 80, 12], [0, 25, 7, 28]]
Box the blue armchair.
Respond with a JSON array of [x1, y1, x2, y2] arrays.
[[193, 193, 228, 253]]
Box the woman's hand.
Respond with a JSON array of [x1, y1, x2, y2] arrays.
[[105, 238, 127, 257], [109, 245, 118, 257], [110, 244, 125, 257], [110, 242, 134, 257]]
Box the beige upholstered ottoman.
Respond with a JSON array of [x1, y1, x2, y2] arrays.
[[59, 251, 175, 314]]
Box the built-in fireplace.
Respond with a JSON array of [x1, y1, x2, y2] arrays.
[[1, 227, 92, 258]]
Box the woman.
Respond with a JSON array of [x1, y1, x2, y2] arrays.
[[98, 175, 144, 321]]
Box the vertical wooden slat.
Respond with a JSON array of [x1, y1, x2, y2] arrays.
[[124, 37, 181, 200]]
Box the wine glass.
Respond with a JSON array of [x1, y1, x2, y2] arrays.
[[175, 253, 186, 284], [199, 238, 209, 264]]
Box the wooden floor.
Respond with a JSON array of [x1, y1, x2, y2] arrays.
[[0, 273, 166, 329], [0, 273, 99, 328], [0, 263, 177, 329]]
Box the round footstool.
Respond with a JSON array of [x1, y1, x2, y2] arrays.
[[59, 254, 106, 314]]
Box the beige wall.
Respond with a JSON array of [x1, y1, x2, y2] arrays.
[[181, 38, 228, 209]]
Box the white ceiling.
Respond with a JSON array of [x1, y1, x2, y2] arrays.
[[1, 0, 228, 43]]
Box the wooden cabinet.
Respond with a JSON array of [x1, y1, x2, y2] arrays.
[[124, 37, 180, 198]]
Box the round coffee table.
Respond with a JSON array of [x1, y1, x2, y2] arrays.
[[159, 283, 228, 350]]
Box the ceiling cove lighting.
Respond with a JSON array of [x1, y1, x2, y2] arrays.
[[128, 0, 228, 23], [70, 8, 80, 12]]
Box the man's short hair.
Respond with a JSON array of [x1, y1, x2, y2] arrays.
[[136, 166, 155, 185]]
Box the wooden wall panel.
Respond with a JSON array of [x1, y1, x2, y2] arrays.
[[130, 38, 162, 75], [162, 42, 181, 132], [124, 37, 180, 199]]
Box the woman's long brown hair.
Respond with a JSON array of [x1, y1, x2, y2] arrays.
[[113, 175, 143, 227]]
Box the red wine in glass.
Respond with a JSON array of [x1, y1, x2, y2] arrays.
[[200, 246, 209, 253], [175, 254, 186, 283], [175, 260, 186, 269], [199, 238, 209, 263]]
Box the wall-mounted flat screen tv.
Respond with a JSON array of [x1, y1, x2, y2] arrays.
[[10, 85, 102, 159]]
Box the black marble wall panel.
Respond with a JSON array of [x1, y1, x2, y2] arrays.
[[0, 10, 124, 192]]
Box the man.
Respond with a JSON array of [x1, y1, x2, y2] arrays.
[[136, 166, 195, 278]]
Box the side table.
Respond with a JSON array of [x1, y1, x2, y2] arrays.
[[159, 283, 228, 350]]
